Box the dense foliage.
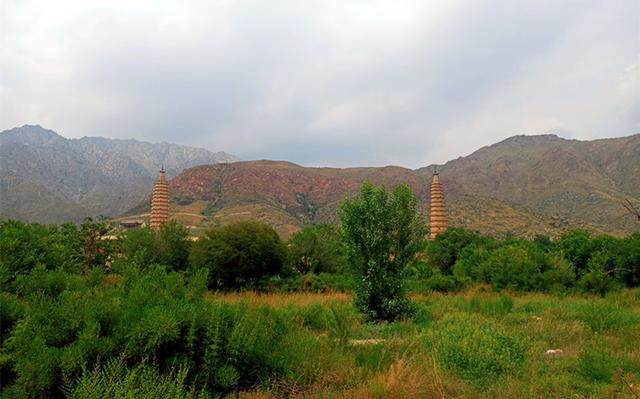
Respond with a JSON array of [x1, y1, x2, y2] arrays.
[[287, 224, 347, 274], [0, 216, 639, 397], [189, 221, 286, 289], [339, 182, 426, 321], [424, 228, 640, 295], [119, 221, 192, 271]]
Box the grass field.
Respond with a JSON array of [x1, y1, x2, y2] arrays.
[[206, 288, 640, 398]]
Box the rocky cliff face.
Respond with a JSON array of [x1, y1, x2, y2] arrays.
[[0, 125, 238, 222], [132, 133, 639, 238]]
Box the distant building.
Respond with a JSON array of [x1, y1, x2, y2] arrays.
[[119, 220, 145, 229], [429, 170, 447, 240], [150, 167, 170, 229]]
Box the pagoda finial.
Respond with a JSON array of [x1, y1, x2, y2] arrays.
[[160, 164, 165, 173], [433, 166, 439, 175]]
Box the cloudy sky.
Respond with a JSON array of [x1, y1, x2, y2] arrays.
[[1, 0, 638, 168]]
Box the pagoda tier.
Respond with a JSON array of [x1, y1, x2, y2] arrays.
[[429, 171, 447, 240], [150, 168, 169, 230]]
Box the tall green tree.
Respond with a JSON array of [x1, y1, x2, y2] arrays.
[[339, 182, 426, 321]]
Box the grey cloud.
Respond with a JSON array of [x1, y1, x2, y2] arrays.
[[1, 0, 638, 168]]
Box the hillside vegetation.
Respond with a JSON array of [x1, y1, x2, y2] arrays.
[[126, 133, 640, 238]]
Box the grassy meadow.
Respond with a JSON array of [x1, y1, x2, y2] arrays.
[[202, 288, 640, 398], [2, 185, 639, 398]]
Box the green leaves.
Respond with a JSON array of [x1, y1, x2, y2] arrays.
[[339, 182, 425, 322], [190, 221, 286, 289]]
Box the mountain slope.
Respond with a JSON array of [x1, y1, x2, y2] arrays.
[[124, 133, 639, 238], [0, 125, 238, 222], [419, 134, 640, 234]]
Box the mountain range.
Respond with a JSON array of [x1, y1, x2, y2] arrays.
[[0, 125, 238, 223], [2, 124, 638, 238], [126, 133, 639, 238]]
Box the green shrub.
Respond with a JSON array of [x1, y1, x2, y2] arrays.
[[577, 340, 622, 383], [483, 243, 552, 291], [0, 220, 84, 285], [408, 267, 465, 293], [0, 292, 24, 342], [190, 221, 286, 290], [542, 255, 576, 292], [287, 225, 348, 274], [68, 357, 208, 399], [452, 243, 492, 282], [14, 266, 85, 298], [578, 251, 620, 296], [426, 227, 494, 275], [119, 221, 192, 271], [428, 312, 528, 386]]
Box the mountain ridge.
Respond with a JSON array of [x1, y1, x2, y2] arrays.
[[124, 133, 639, 238], [0, 125, 239, 222]]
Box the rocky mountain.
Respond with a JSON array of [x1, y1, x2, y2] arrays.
[[0, 125, 238, 222], [125, 133, 639, 238]]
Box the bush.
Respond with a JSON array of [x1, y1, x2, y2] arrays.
[[68, 357, 208, 399], [614, 233, 640, 286], [451, 243, 492, 283], [577, 340, 621, 383], [407, 267, 465, 293], [189, 222, 286, 289], [0, 220, 84, 288], [483, 243, 548, 291], [428, 312, 527, 386], [578, 251, 620, 296], [2, 265, 328, 397]]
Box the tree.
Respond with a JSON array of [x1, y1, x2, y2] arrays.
[[426, 227, 489, 275], [119, 226, 162, 267], [119, 221, 192, 271], [80, 216, 113, 275], [558, 229, 593, 274], [579, 250, 619, 296], [189, 221, 286, 289], [338, 182, 426, 321], [0, 220, 84, 288], [158, 221, 192, 272], [614, 233, 640, 286], [287, 225, 347, 274]]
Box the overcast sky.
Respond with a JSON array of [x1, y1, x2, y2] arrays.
[[1, 0, 638, 168]]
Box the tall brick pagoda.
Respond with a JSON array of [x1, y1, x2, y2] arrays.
[[429, 170, 447, 240], [150, 167, 169, 230]]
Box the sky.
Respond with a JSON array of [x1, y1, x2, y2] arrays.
[[1, 0, 638, 168]]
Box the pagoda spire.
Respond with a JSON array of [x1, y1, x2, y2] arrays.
[[429, 169, 447, 240], [150, 168, 169, 230]]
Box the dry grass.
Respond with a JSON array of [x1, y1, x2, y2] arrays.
[[205, 290, 351, 307]]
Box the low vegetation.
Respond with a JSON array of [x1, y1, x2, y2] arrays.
[[1, 183, 639, 398]]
